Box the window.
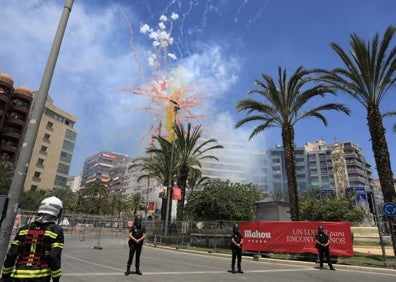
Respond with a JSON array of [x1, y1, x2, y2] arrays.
[[36, 158, 44, 168], [62, 140, 74, 152], [30, 185, 38, 191], [57, 163, 70, 175], [65, 129, 77, 141], [43, 133, 51, 143], [40, 145, 47, 152], [34, 171, 41, 178], [46, 121, 53, 130], [60, 151, 72, 163]]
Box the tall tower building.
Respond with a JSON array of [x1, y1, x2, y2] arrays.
[[261, 139, 373, 197], [80, 151, 133, 190], [0, 72, 34, 164], [23, 96, 77, 191]]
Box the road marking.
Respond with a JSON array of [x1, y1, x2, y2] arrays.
[[62, 268, 316, 277], [63, 254, 123, 272]]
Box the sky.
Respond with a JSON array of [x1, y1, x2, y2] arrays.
[[1, 0, 395, 178]]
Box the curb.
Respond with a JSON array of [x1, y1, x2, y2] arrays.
[[147, 244, 396, 275]]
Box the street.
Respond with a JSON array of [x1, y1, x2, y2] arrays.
[[61, 235, 396, 282]]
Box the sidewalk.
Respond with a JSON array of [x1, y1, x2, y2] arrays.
[[353, 246, 394, 256]]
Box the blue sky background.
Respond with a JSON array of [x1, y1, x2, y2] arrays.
[[1, 0, 395, 178]]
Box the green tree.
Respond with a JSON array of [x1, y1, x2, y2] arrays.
[[133, 134, 175, 221], [266, 188, 287, 202], [79, 179, 107, 214], [318, 26, 396, 203], [235, 66, 350, 221], [184, 180, 263, 221], [20, 190, 47, 211], [173, 123, 223, 222], [299, 189, 365, 222], [0, 162, 13, 195], [128, 193, 145, 216]]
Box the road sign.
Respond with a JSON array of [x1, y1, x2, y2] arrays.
[[382, 202, 396, 216]]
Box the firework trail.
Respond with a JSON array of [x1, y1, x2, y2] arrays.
[[120, 10, 207, 142], [119, 1, 266, 144]]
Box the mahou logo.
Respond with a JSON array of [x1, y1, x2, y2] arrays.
[[244, 229, 271, 239]]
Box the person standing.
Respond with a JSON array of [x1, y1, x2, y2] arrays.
[[125, 214, 146, 276], [1, 196, 64, 282], [230, 223, 244, 274], [315, 225, 335, 271]]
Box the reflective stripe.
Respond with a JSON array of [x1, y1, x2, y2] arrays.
[[2, 266, 14, 274], [52, 242, 64, 249], [12, 268, 51, 278], [45, 230, 58, 239], [51, 268, 62, 277]]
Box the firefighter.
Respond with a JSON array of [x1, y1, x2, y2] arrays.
[[1, 196, 64, 282], [125, 214, 146, 276], [230, 223, 244, 274], [315, 225, 335, 271]]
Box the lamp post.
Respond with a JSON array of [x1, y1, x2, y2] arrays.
[[164, 101, 179, 236], [0, 0, 74, 267]]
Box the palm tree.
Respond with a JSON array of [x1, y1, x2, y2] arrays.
[[173, 123, 223, 222], [383, 111, 396, 133], [318, 26, 396, 203], [128, 193, 145, 216], [131, 134, 176, 221], [235, 66, 350, 221], [80, 179, 107, 214]]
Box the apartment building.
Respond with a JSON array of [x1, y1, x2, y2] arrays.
[[0, 72, 33, 164], [262, 139, 374, 197], [24, 96, 77, 191], [1, 72, 77, 191]]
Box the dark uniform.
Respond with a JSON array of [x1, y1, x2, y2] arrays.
[[125, 215, 146, 276], [1, 196, 64, 282], [315, 225, 335, 271], [230, 223, 243, 274]]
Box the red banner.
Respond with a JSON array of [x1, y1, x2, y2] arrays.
[[147, 201, 155, 212], [172, 187, 182, 200], [240, 221, 353, 257]]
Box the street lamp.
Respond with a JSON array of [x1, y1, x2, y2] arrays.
[[164, 100, 180, 236]]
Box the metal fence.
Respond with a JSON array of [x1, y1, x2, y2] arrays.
[[13, 211, 235, 249]]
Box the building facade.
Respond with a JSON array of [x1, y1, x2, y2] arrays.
[[0, 72, 34, 164], [23, 96, 77, 191], [1, 72, 77, 191], [261, 139, 374, 198], [80, 151, 133, 190]]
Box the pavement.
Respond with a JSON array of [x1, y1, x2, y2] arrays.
[[353, 245, 394, 256]]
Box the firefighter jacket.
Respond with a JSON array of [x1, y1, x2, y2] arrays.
[[1, 221, 64, 281]]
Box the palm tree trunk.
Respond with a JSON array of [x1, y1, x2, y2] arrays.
[[176, 166, 189, 222], [282, 125, 300, 221], [367, 104, 396, 203]]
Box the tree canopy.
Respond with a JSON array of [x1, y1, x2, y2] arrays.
[[184, 180, 263, 221]]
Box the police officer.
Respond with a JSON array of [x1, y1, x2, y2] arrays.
[[315, 225, 335, 271], [125, 214, 146, 276], [1, 196, 64, 282], [230, 223, 244, 274]]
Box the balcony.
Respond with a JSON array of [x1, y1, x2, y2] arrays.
[[13, 87, 33, 102], [9, 102, 30, 115], [5, 115, 25, 127], [2, 127, 22, 139], [0, 93, 11, 104], [0, 142, 18, 153]]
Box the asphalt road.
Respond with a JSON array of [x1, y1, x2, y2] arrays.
[[61, 235, 396, 282]]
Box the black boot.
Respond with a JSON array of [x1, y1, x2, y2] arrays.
[[136, 268, 142, 275], [124, 266, 130, 276]]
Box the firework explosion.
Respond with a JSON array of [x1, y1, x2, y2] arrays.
[[120, 11, 208, 142]]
